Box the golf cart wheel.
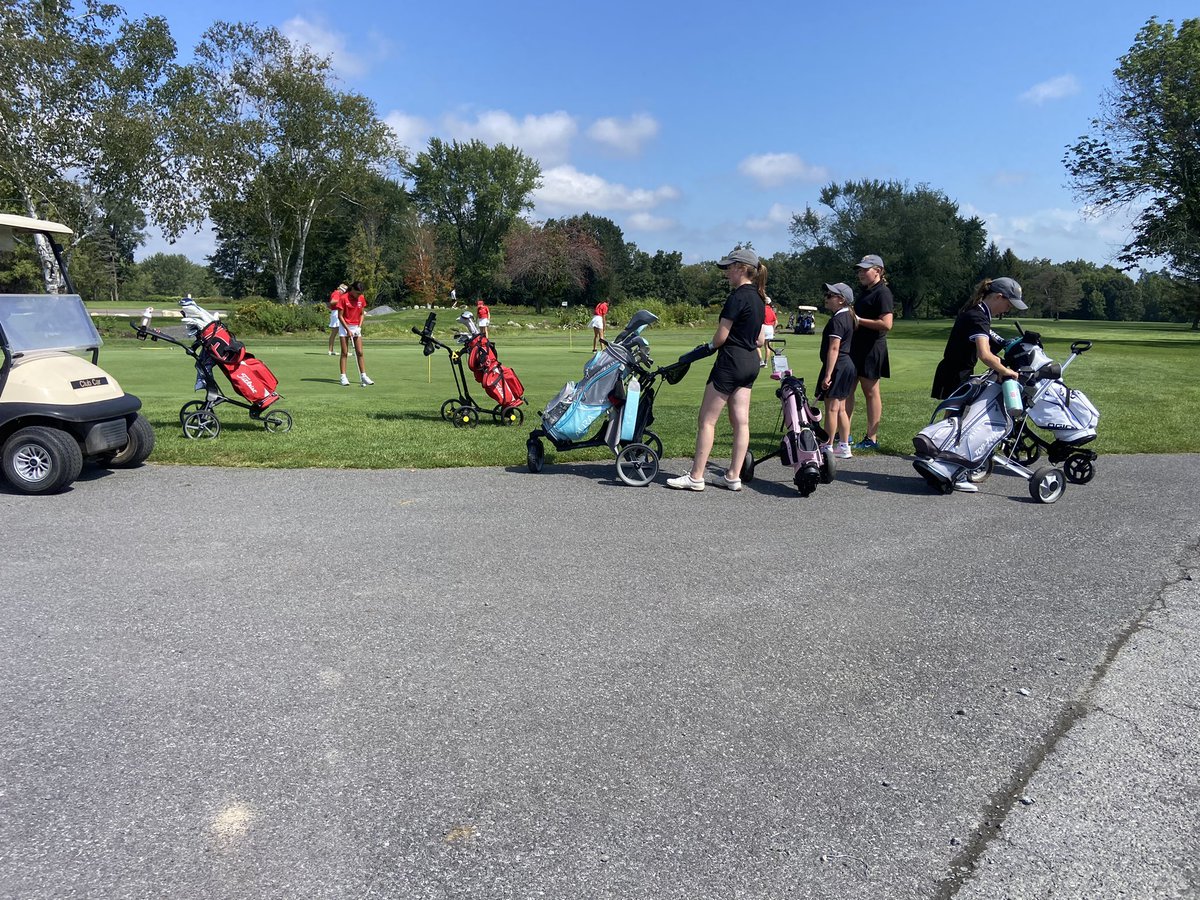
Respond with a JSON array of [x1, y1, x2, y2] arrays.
[[526, 438, 545, 473], [819, 446, 837, 484], [440, 399, 459, 422], [1029, 466, 1066, 504], [497, 405, 524, 427], [451, 407, 478, 429], [179, 400, 205, 426], [2, 426, 83, 494], [100, 413, 156, 467], [1009, 434, 1041, 465], [966, 457, 994, 484], [263, 409, 294, 434], [615, 442, 659, 487], [642, 430, 664, 458], [182, 409, 221, 440], [1064, 455, 1095, 485], [740, 449, 756, 484]]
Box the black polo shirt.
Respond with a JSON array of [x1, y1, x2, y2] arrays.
[[820, 308, 853, 363], [849, 282, 894, 363], [720, 283, 765, 352], [942, 303, 992, 374]]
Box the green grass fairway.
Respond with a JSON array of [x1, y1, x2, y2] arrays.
[[97, 311, 1199, 469]]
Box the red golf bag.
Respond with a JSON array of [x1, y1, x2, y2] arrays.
[[465, 334, 524, 408], [198, 320, 281, 411]]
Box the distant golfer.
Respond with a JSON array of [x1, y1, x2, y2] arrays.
[[591, 299, 609, 351]]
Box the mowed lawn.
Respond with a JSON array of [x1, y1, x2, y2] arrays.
[[96, 311, 1200, 469]]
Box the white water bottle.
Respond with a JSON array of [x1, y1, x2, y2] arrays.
[[140, 306, 153, 328]]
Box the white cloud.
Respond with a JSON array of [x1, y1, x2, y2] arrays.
[[533, 164, 680, 213], [385, 112, 431, 152], [282, 17, 365, 79], [964, 202, 1132, 264], [738, 153, 829, 188], [745, 203, 795, 231], [442, 110, 577, 166], [1019, 74, 1081, 105], [627, 212, 676, 232], [586, 114, 660, 155]]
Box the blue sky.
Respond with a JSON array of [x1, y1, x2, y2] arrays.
[[123, 0, 1194, 269]]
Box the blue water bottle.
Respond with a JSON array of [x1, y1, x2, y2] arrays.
[[1002, 377, 1023, 418]]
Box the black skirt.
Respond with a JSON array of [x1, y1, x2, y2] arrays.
[[708, 345, 760, 395]]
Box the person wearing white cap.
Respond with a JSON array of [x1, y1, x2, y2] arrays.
[[327, 282, 348, 354], [930, 277, 1027, 400], [666, 246, 766, 492], [847, 254, 894, 450]]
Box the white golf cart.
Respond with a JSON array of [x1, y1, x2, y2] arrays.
[[0, 214, 154, 493], [791, 305, 818, 335]]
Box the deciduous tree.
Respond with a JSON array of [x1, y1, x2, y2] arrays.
[[1064, 17, 1200, 312]]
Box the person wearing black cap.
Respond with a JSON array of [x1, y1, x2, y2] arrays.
[[818, 282, 858, 458], [931, 277, 1027, 399], [666, 247, 766, 492], [847, 254, 894, 450]]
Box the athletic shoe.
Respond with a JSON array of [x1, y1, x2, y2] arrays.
[[834, 442, 853, 459], [339, 374, 350, 386], [328, 350, 335, 356], [759, 360, 767, 368], [360, 374, 374, 386], [854, 437, 880, 451], [952, 480, 979, 493], [666, 473, 705, 491], [716, 471, 742, 491]]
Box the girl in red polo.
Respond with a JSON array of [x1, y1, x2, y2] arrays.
[[337, 282, 373, 386], [591, 300, 609, 351]]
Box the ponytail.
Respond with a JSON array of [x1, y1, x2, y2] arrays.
[[754, 262, 769, 301], [960, 278, 994, 314]]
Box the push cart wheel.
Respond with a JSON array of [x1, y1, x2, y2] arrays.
[[462, 407, 479, 428], [1009, 434, 1041, 465], [526, 438, 545, 473], [1064, 455, 1095, 485], [2, 426, 84, 494], [794, 466, 819, 497], [183, 409, 221, 440], [819, 446, 837, 484], [440, 399, 459, 422], [497, 406, 524, 427], [615, 443, 659, 487], [966, 457, 994, 484], [99, 413, 156, 468], [1029, 466, 1066, 504], [740, 449, 756, 484], [641, 430, 664, 458], [263, 409, 294, 434], [179, 400, 205, 426]]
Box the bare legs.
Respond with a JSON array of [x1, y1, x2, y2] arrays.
[[689, 383, 752, 481], [846, 376, 882, 443], [339, 334, 366, 376], [824, 396, 850, 445], [592, 326, 603, 352]]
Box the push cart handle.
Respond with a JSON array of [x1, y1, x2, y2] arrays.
[[1070, 340, 1092, 354]]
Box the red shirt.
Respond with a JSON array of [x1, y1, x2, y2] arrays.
[[329, 289, 347, 309], [338, 292, 367, 326], [764, 304, 777, 327], [477, 303, 490, 319], [595, 301, 608, 317]]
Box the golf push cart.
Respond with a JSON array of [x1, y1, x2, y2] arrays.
[[0, 214, 154, 494]]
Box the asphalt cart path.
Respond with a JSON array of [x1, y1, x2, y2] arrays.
[[1, 453, 1197, 899]]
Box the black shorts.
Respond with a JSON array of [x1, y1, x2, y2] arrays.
[[819, 358, 858, 401], [851, 339, 890, 380], [707, 346, 760, 395]]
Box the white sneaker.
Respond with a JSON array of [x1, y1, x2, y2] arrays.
[[716, 471, 742, 491], [952, 480, 979, 493], [360, 374, 374, 386], [666, 473, 705, 491], [339, 374, 350, 386], [328, 350, 335, 356], [834, 442, 853, 459]]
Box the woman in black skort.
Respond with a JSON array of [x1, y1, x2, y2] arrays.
[[847, 254, 894, 450], [666, 247, 766, 492]]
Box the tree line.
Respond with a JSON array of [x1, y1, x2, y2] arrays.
[[2, 4, 1197, 326]]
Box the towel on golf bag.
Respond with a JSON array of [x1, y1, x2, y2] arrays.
[[913, 380, 1008, 467], [465, 335, 525, 408]]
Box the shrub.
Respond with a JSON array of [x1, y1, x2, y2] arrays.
[[609, 297, 709, 329], [230, 301, 328, 335]]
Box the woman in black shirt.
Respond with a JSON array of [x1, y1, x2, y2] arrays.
[[931, 277, 1027, 399], [818, 282, 857, 457], [846, 254, 894, 450], [667, 247, 766, 492]]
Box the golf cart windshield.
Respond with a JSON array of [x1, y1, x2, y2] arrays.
[[0, 294, 102, 354]]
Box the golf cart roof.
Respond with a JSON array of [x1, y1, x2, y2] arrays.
[[796, 305, 818, 313], [0, 213, 73, 236]]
